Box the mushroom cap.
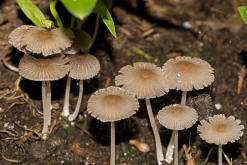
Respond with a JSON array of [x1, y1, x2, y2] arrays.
[[65, 29, 92, 54], [87, 86, 139, 122], [9, 25, 74, 56], [197, 114, 244, 145], [162, 56, 214, 91], [8, 25, 33, 52], [157, 104, 198, 130], [68, 53, 100, 80], [115, 62, 169, 99], [19, 54, 70, 81]]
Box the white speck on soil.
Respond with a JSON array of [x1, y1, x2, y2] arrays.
[[215, 103, 222, 110]]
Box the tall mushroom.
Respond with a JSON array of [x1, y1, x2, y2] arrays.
[[197, 114, 244, 165], [115, 62, 169, 165], [18, 55, 70, 139], [62, 53, 100, 121], [87, 86, 139, 165], [157, 104, 198, 165]]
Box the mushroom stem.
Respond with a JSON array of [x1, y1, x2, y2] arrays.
[[146, 99, 164, 165], [69, 80, 83, 121], [88, 14, 100, 51], [165, 131, 175, 163], [181, 91, 187, 105], [174, 130, 178, 165], [62, 76, 71, 117], [218, 144, 222, 165], [46, 81, 52, 126], [41, 81, 49, 139], [110, 121, 115, 165]]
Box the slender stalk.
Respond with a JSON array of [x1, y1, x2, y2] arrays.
[[41, 81, 48, 139], [49, 0, 63, 27], [46, 81, 51, 126], [70, 15, 75, 28], [146, 99, 164, 165], [68, 80, 83, 121], [110, 122, 115, 165], [181, 91, 187, 105], [88, 14, 100, 51], [62, 76, 71, 117], [218, 144, 222, 165], [174, 130, 178, 165], [165, 131, 175, 163]]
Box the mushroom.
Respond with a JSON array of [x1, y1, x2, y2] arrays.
[[162, 56, 214, 105], [62, 53, 100, 121], [87, 86, 139, 165], [18, 54, 70, 139], [157, 104, 198, 165], [65, 29, 92, 54], [115, 62, 169, 165], [8, 25, 74, 56], [197, 114, 244, 165]]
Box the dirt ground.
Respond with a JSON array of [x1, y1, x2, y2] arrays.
[[1, 0, 247, 164]]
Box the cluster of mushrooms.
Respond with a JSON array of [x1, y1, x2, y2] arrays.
[[8, 24, 244, 165]]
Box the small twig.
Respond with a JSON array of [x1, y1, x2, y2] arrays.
[[14, 122, 41, 138], [204, 147, 213, 165], [237, 66, 246, 94], [240, 149, 247, 163], [1, 154, 21, 163], [48, 119, 58, 134], [183, 144, 195, 165], [7, 101, 25, 110], [0, 129, 18, 137]]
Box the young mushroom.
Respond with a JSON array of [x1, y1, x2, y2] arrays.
[[197, 114, 244, 165], [87, 86, 139, 165], [162, 56, 214, 105], [157, 104, 198, 165], [18, 55, 70, 139], [62, 53, 100, 121], [8, 25, 74, 56], [115, 62, 169, 165]]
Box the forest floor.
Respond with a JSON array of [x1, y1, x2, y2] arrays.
[[1, 0, 247, 164]]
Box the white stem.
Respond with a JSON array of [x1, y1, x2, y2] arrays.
[[41, 81, 49, 139], [110, 122, 115, 165], [218, 144, 222, 165], [46, 81, 51, 126], [62, 76, 71, 117], [146, 99, 164, 165], [165, 131, 175, 163], [174, 130, 178, 165], [181, 91, 187, 105], [69, 80, 83, 121]]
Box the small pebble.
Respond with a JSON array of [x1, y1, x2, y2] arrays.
[[215, 103, 222, 110], [183, 21, 192, 29]]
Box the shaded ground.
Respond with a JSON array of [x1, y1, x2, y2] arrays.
[[1, 0, 247, 164]]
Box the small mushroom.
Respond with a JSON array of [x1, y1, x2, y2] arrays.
[[115, 62, 169, 165], [157, 104, 198, 165], [162, 56, 214, 105], [87, 86, 139, 165], [8, 25, 74, 56], [18, 54, 70, 139], [62, 53, 100, 121], [197, 114, 244, 165]]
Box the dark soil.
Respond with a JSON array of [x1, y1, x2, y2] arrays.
[[1, 0, 247, 164]]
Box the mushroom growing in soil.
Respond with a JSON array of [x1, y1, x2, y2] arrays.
[[62, 53, 100, 121], [87, 86, 139, 165], [115, 62, 169, 165], [162, 56, 214, 105], [197, 114, 244, 165], [18, 54, 70, 139], [8, 25, 74, 56], [157, 104, 198, 165]]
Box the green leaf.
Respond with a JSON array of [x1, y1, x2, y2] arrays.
[[238, 6, 247, 24], [95, 0, 116, 37], [60, 0, 98, 20], [16, 0, 46, 26]]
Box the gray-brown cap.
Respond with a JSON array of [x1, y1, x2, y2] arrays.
[[162, 56, 214, 91], [87, 86, 139, 122], [68, 53, 100, 80], [157, 104, 198, 130], [115, 62, 169, 99], [197, 114, 244, 145], [65, 29, 92, 54], [19, 54, 70, 81], [8, 25, 33, 53], [9, 25, 74, 56]]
